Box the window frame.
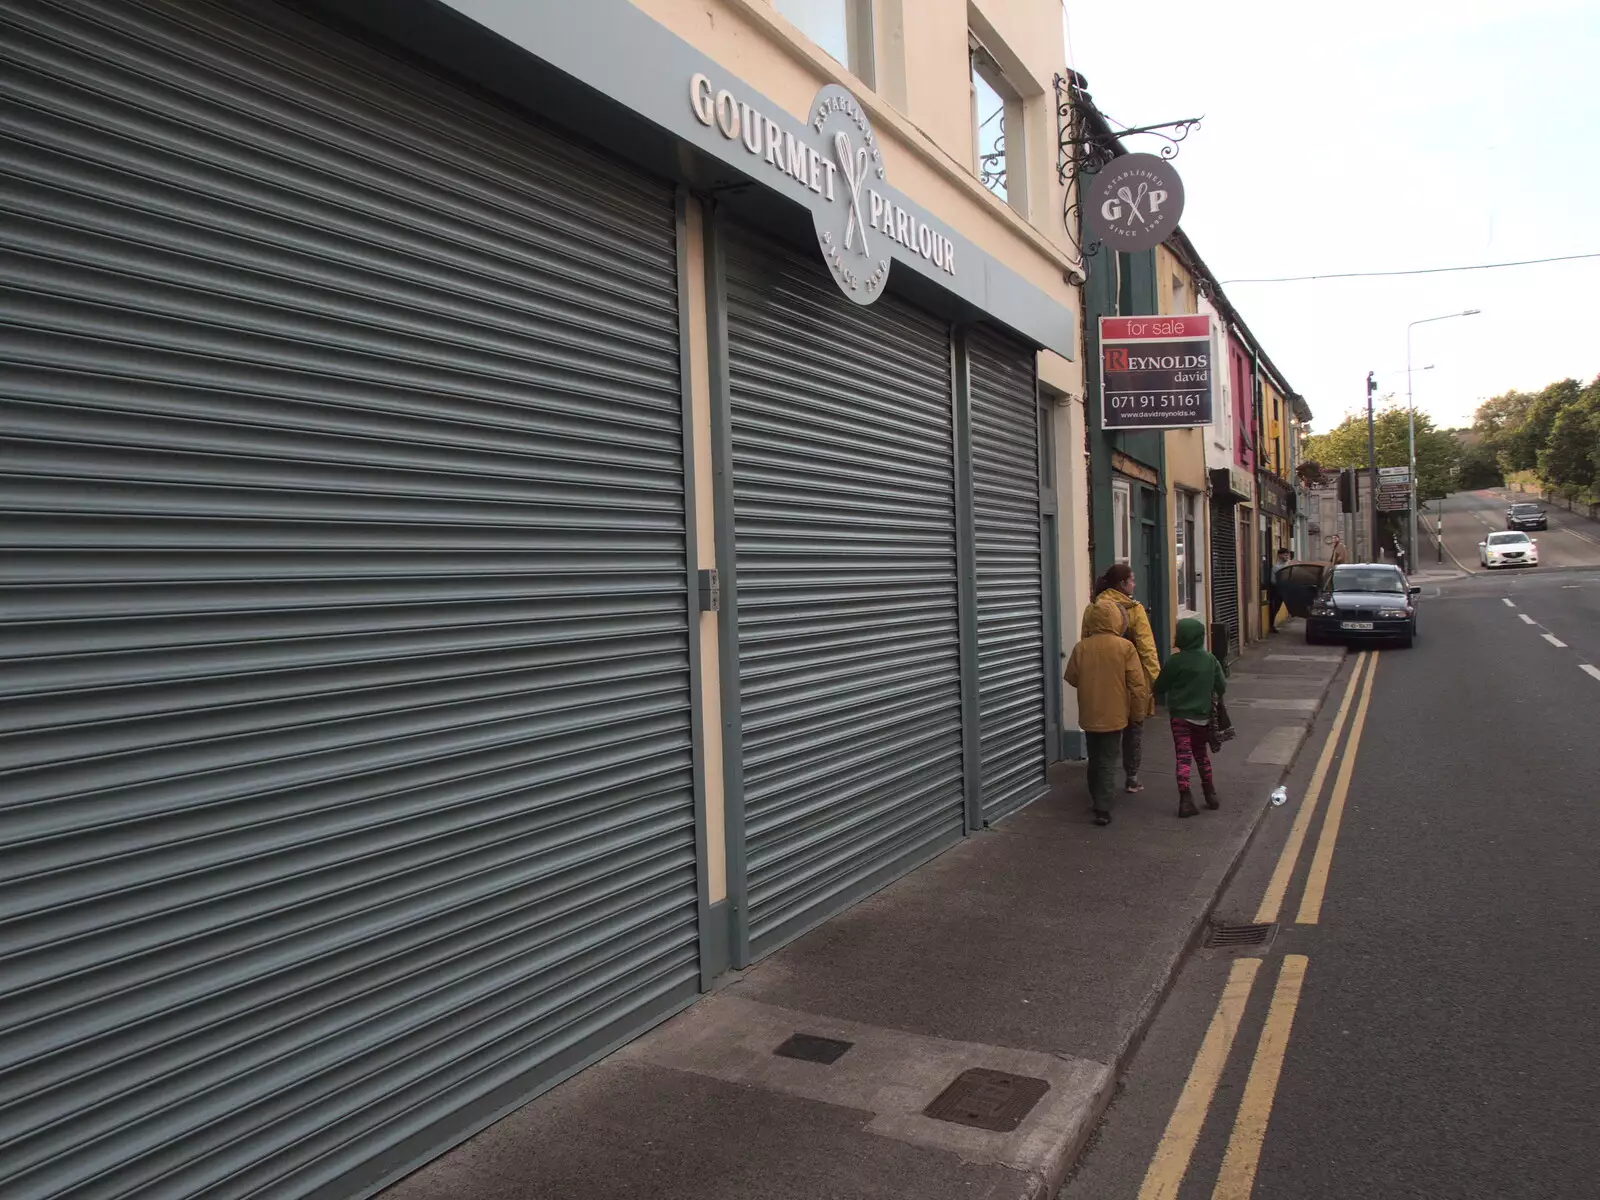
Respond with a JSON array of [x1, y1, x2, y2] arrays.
[[776, 0, 876, 87], [968, 34, 1027, 216], [1112, 479, 1132, 566]]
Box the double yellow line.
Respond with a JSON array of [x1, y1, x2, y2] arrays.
[[1137, 652, 1378, 1200]]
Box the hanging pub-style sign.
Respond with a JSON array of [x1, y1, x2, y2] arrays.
[[1084, 152, 1185, 253], [1099, 314, 1214, 431]]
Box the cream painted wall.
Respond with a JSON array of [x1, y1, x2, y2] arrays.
[[682, 202, 727, 907], [1049, 386, 1092, 739], [629, 0, 1081, 302]]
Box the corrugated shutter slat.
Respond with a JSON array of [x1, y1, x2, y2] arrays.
[[0, 2, 696, 1197], [723, 227, 964, 959], [1211, 497, 1240, 656], [968, 328, 1047, 823]]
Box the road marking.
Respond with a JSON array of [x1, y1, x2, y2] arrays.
[[1519, 613, 1536, 625], [1582, 664, 1600, 682], [1212, 956, 1310, 1200], [1137, 958, 1262, 1200], [1502, 598, 1516, 607], [1255, 653, 1369, 924], [1543, 633, 1567, 648], [1296, 654, 1379, 924]]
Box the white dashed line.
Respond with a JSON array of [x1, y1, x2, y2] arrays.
[[1502, 598, 1516, 607], [1518, 613, 1536, 625], [1543, 633, 1567, 648], [1582, 664, 1600, 683]]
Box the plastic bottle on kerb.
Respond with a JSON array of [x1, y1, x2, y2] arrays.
[[1270, 786, 1289, 807]]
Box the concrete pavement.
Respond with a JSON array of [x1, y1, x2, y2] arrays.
[[379, 627, 1350, 1200]]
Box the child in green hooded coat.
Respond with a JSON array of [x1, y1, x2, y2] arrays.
[[1152, 617, 1227, 819]]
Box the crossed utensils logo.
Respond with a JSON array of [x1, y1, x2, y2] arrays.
[[834, 130, 871, 254], [1115, 182, 1150, 225]]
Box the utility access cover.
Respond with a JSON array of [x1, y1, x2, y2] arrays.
[[773, 1033, 854, 1064], [923, 1068, 1050, 1132]]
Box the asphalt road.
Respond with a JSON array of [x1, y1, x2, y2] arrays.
[[1060, 548, 1600, 1199], [1433, 486, 1600, 574]]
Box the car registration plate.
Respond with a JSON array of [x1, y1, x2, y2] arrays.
[[1341, 621, 1374, 631]]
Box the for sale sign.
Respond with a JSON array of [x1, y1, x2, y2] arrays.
[[1099, 315, 1215, 430]]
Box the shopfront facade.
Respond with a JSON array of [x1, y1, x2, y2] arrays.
[[0, 1, 1083, 1196]]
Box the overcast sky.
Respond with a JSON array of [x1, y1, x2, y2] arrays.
[[1062, 0, 1600, 431]]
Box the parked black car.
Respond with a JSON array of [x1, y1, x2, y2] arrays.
[[1506, 502, 1548, 531], [1301, 563, 1420, 648]]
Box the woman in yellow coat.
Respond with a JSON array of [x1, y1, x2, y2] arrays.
[[1081, 563, 1161, 793]]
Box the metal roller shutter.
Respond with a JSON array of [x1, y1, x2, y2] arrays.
[[967, 327, 1047, 824], [0, 2, 697, 1198], [1211, 496, 1241, 656], [723, 226, 964, 960]]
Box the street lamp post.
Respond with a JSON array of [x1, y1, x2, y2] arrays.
[[1407, 309, 1480, 569], [1367, 372, 1379, 562]]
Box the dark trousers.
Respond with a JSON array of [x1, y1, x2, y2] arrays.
[[1122, 719, 1144, 779], [1086, 730, 1122, 814]]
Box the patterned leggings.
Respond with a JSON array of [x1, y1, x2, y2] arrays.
[[1170, 719, 1214, 792]]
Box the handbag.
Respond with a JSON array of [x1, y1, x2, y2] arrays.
[[1207, 694, 1237, 753]]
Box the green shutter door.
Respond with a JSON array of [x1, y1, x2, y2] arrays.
[[722, 225, 964, 960], [0, 1, 697, 1197], [967, 328, 1048, 823]]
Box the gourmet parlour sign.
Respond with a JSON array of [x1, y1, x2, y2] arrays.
[[690, 75, 957, 303], [1099, 314, 1214, 430]]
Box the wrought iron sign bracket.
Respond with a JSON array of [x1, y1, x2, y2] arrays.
[[1053, 72, 1201, 261]]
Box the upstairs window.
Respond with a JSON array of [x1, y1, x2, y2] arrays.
[[969, 37, 1025, 214], [776, 0, 875, 87]]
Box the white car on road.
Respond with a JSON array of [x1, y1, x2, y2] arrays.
[[1479, 530, 1539, 569]]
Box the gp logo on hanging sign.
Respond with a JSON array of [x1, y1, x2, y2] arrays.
[[690, 75, 957, 303], [1084, 153, 1185, 254]]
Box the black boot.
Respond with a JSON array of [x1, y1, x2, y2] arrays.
[[1093, 810, 1112, 826], [1178, 790, 1198, 818], [1203, 785, 1220, 810]]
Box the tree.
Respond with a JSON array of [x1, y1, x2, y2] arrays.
[[1502, 378, 1581, 473], [1455, 440, 1503, 489], [1538, 378, 1600, 491], [1303, 404, 1460, 500]]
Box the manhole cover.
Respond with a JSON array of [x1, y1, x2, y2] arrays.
[[773, 1033, 854, 1064], [1205, 922, 1277, 950], [923, 1068, 1050, 1132]]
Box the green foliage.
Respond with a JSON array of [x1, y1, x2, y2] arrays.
[[1455, 440, 1503, 489], [1302, 404, 1460, 501], [1475, 375, 1600, 495]]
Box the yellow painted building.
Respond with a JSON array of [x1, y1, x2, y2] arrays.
[[1156, 243, 1211, 638]]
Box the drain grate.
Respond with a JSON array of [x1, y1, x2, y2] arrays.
[[773, 1032, 854, 1064], [1205, 921, 1277, 950], [923, 1068, 1050, 1132]]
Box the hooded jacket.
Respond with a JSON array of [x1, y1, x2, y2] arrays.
[[1082, 587, 1160, 718], [1065, 599, 1152, 733], [1153, 617, 1227, 721]]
